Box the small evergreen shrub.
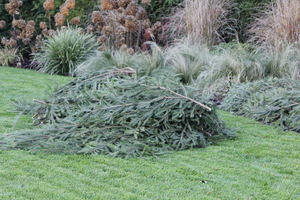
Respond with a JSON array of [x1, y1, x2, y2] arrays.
[[33, 28, 98, 76], [220, 78, 300, 132]]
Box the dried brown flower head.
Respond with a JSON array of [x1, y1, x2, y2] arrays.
[[60, 6, 70, 16], [103, 26, 113, 36], [65, 0, 75, 9], [40, 22, 47, 29], [126, 47, 134, 55], [87, 24, 96, 33], [118, 15, 126, 25], [118, 0, 131, 8], [43, 0, 54, 11], [42, 28, 48, 36], [117, 7, 125, 13], [92, 11, 103, 24], [28, 20, 35, 27], [101, 0, 116, 11], [54, 12, 65, 26], [116, 25, 128, 36], [22, 38, 31, 45], [0, 20, 6, 29], [17, 19, 26, 29], [152, 21, 162, 32], [70, 17, 80, 25], [98, 35, 108, 45], [12, 19, 18, 27], [126, 1, 137, 16], [125, 16, 139, 32], [141, 0, 151, 6], [136, 7, 147, 20]]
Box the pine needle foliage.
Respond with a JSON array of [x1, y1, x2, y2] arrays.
[[2, 68, 234, 158], [220, 78, 300, 132]]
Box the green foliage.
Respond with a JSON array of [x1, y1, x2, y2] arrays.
[[226, 0, 275, 42], [221, 78, 300, 132], [144, 0, 183, 23], [33, 28, 98, 76], [2, 68, 234, 157], [0, 47, 21, 66]]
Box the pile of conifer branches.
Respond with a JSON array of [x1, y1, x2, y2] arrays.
[[1, 68, 234, 157]]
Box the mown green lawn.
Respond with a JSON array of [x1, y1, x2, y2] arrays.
[[0, 67, 299, 200]]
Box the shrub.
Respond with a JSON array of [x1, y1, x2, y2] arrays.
[[3, 68, 235, 157], [220, 78, 300, 132], [249, 0, 300, 47], [169, 0, 232, 46], [0, 47, 22, 66], [33, 28, 98, 76]]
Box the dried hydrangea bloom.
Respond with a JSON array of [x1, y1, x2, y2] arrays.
[[98, 35, 108, 45], [43, 0, 54, 11], [20, 30, 26, 39], [70, 17, 80, 25], [54, 12, 65, 26], [141, 0, 151, 6], [152, 21, 162, 32], [40, 22, 47, 29], [1, 38, 8, 46], [116, 25, 128, 36], [48, 29, 55, 37], [125, 1, 137, 16], [136, 7, 147, 20], [31, 45, 39, 53], [10, 29, 21, 36], [117, 7, 124, 13], [8, 38, 17, 48], [28, 20, 35, 27], [17, 19, 26, 29], [0, 20, 6, 29], [26, 32, 34, 39], [25, 24, 35, 33], [87, 24, 96, 33], [103, 26, 113, 36], [142, 19, 151, 29], [36, 35, 43, 41], [125, 16, 139, 32], [92, 11, 103, 24], [101, 0, 116, 11], [60, 5, 70, 16], [65, 0, 75, 9], [42, 28, 48, 36], [119, 15, 126, 25], [118, 0, 131, 8], [22, 38, 31, 45], [126, 47, 134, 55], [17, 1, 23, 7], [12, 19, 18, 27], [10, 0, 19, 8]]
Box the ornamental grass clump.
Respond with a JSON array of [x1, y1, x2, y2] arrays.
[[33, 28, 98, 76], [249, 0, 300, 47], [169, 0, 232, 46], [2, 68, 234, 158]]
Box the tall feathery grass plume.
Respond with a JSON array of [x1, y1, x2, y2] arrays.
[[248, 0, 300, 48], [168, 0, 233, 46]]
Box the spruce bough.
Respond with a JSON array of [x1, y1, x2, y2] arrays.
[[1, 68, 235, 158]]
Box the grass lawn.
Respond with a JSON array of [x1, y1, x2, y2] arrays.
[[0, 67, 299, 199]]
